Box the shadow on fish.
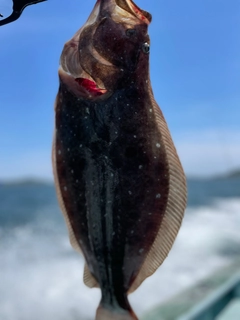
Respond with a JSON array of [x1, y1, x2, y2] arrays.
[[53, 0, 187, 319]]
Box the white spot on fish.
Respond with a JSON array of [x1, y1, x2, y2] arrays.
[[71, 170, 74, 173], [110, 173, 114, 177], [76, 180, 79, 183], [131, 230, 134, 234], [139, 165, 143, 169], [133, 135, 137, 138], [112, 232, 115, 236], [58, 150, 61, 155], [86, 107, 90, 114], [148, 212, 152, 215], [139, 248, 144, 254], [156, 143, 161, 148], [149, 109, 152, 113], [156, 194, 161, 199], [64, 186, 67, 191], [128, 191, 132, 195], [80, 144, 82, 148]]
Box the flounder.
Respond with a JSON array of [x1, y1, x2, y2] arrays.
[[53, 0, 187, 319]]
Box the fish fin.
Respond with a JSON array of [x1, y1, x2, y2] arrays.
[[96, 305, 138, 320], [83, 263, 99, 288], [52, 129, 82, 254], [53, 121, 99, 289], [129, 100, 187, 293]]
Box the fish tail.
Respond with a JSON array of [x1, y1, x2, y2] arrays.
[[96, 304, 138, 320]]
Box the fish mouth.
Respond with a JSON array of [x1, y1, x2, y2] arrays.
[[115, 0, 152, 24], [75, 78, 107, 96], [59, 67, 108, 99]]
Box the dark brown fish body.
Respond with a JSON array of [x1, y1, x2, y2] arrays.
[[53, 1, 187, 319]]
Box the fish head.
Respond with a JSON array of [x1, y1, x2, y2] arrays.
[[59, 0, 152, 99]]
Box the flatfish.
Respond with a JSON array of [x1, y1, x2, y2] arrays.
[[52, 1, 187, 319]]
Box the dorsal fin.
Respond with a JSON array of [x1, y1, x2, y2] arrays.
[[52, 125, 82, 254], [129, 98, 187, 293], [53, 113, 99, 289]]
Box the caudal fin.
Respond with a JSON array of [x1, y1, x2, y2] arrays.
[[96, 304, 138, 320]]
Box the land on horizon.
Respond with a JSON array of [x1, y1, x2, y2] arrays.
[[1, 168, 240, 186]]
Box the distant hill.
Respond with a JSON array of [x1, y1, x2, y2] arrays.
[[210, 169, 240, 180], [0, 178, 53, 186], [1, 169, 240, 186], [225, 169, 240, 178]]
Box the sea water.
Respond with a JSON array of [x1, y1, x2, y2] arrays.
[[0, 177, 240, 319]]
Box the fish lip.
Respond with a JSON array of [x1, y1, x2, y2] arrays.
[[115, 0, 152, 23]]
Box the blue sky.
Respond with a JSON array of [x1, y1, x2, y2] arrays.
[[0, 0, 239, 180]]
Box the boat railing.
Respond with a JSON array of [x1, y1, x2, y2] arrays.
[[177, 272, 240, 320]]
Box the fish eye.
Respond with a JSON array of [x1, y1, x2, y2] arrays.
[[142, 42, 150, 54], [126, 29, 136, 37]]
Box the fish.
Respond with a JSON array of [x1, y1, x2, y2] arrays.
[[52, 0, 187, 319]]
